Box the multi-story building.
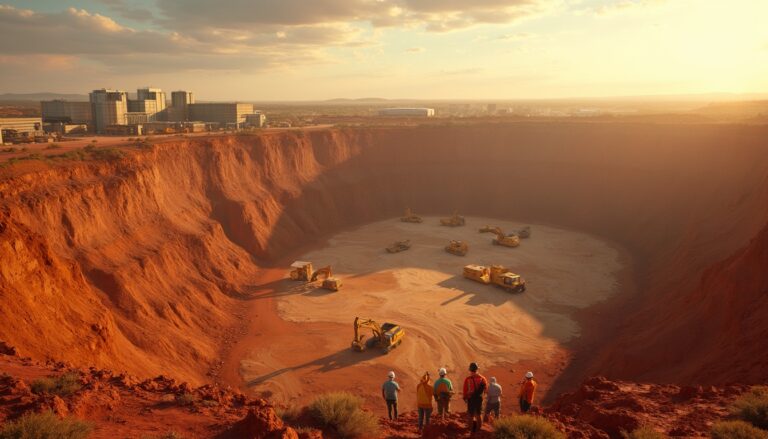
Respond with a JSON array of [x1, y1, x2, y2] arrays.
[[188, 103, 254, 127], [127, 87, 167, 122], [89, 89, 128, 133], [168, 91, 194, 122], [137, 87, 166, 113], [40, 100, 92, 124], [126, 112, 150, 125], [378, 108, 436, 117]]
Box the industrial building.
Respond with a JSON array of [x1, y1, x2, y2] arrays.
[[90, 89, 128, 133], [126, 112, 150, 125], [378, 108, 435, 117], [40, 100, 92, 124], [128, 87, 167, 122], [245, 112, 266, 128], [188, 103, 254, 127], [0, 118, 44, 144], [168, 91, 194, 122]]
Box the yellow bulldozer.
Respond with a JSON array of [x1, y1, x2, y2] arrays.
[[310, 266, 343, 291], [463, 264, 526, 293], [440, 211, 466, 227], [445, 240, 468, 256], [386, 240, 412, 253], [401, 208, 423, 223], [289, 261, 313, 281], [351, 317, 405, 353], [491, 227, 521, 248]]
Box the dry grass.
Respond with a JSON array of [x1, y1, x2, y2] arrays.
[[710, 420, 768, 439], [308, 392, 378, 439], [30, 372, 81, 397], [732, 386, 768, 430], [493, 416, 565, 439], [0, 411, 92, 439]]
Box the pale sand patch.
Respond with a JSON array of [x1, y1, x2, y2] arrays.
[[252, 216, 623, 400]]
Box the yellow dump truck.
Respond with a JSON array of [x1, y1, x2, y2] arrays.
[[463, 264, 526, 293]]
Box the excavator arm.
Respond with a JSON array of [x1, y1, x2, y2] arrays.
[[352, 317, 383, 350], [311, 266, 332, 282]]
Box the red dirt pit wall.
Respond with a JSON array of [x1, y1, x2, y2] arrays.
[[1, 122, 767, 389]]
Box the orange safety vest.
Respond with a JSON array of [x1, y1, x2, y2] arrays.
[[518, 379, 537, 404]]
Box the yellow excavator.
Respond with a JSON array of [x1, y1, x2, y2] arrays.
[[289, 261, 313, 281], [491, 227, 521, 248], [310, 266, 342, 291], [401, 208, 423, 223], [445, 240, 468, 256], [440, 211, 466, 227], [463, 264, 526, 293], [351, 317, 405, 353], [386, 240, 412, 253]]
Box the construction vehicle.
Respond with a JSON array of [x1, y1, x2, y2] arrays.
[[351, 317, 405, 353], [514, 226, 532, 239], [478, 225, 497, 233], [445, 240, 468, 256], [491, 227, 521, 248], [386, 240, 411, 253], [401, 208, 423, 223], [289, 261, 313, 281], [310, 266, 343, 291], [463, 264, 526, 293], [440, 211, 466, 227], [463, 264, 491, 284]]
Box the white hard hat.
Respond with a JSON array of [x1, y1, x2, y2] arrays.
[[525, 371, 534, 379], [439, 368, 447, 376], [388, 371, 396, 379]]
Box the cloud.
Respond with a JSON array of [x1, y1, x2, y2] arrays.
[[406, 47, 425, 53], [586, 0, 667, 17], [0, 5, 370, 74], [155, 0, 551, 33], [98, 0, 154, 22]]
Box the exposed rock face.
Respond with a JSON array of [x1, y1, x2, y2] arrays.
[[1, 123, 767, 389]]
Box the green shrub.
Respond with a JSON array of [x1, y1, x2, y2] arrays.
[[493, 416, 565, 439], [0, 411, 92, 439], [30, 372, 81, 397], [732, 386, 768, 430], [710, 420, 768, 439], [308, 392, 378, 439], [624, 427, 668, 439], [276, 404, 301, 423]]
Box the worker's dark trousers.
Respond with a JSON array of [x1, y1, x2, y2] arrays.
[[519, 398, 531, 413], [418, 408, 432, 429], [386, 399, 398, 419], [437, 397, 450, 416]]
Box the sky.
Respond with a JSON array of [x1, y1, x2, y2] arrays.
[[0, 0, 766, 101]]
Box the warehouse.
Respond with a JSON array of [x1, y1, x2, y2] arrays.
[[378, 107, 435, 117]]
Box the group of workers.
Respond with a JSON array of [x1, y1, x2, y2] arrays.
[[381, 362, 537, 433]]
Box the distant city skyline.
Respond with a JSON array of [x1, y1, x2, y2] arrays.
[[1, 1, 767, 101]]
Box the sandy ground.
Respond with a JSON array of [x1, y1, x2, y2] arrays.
[[235, 217, 624, 414]]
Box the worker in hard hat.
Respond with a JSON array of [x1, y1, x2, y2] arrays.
[[382, 370, 401, 420], [518, 371, 537, 414], [484, 376, 502, 421], [462, 362, 488, 434], [433, 367, 454, 418], [416, 372, 433, 432]]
